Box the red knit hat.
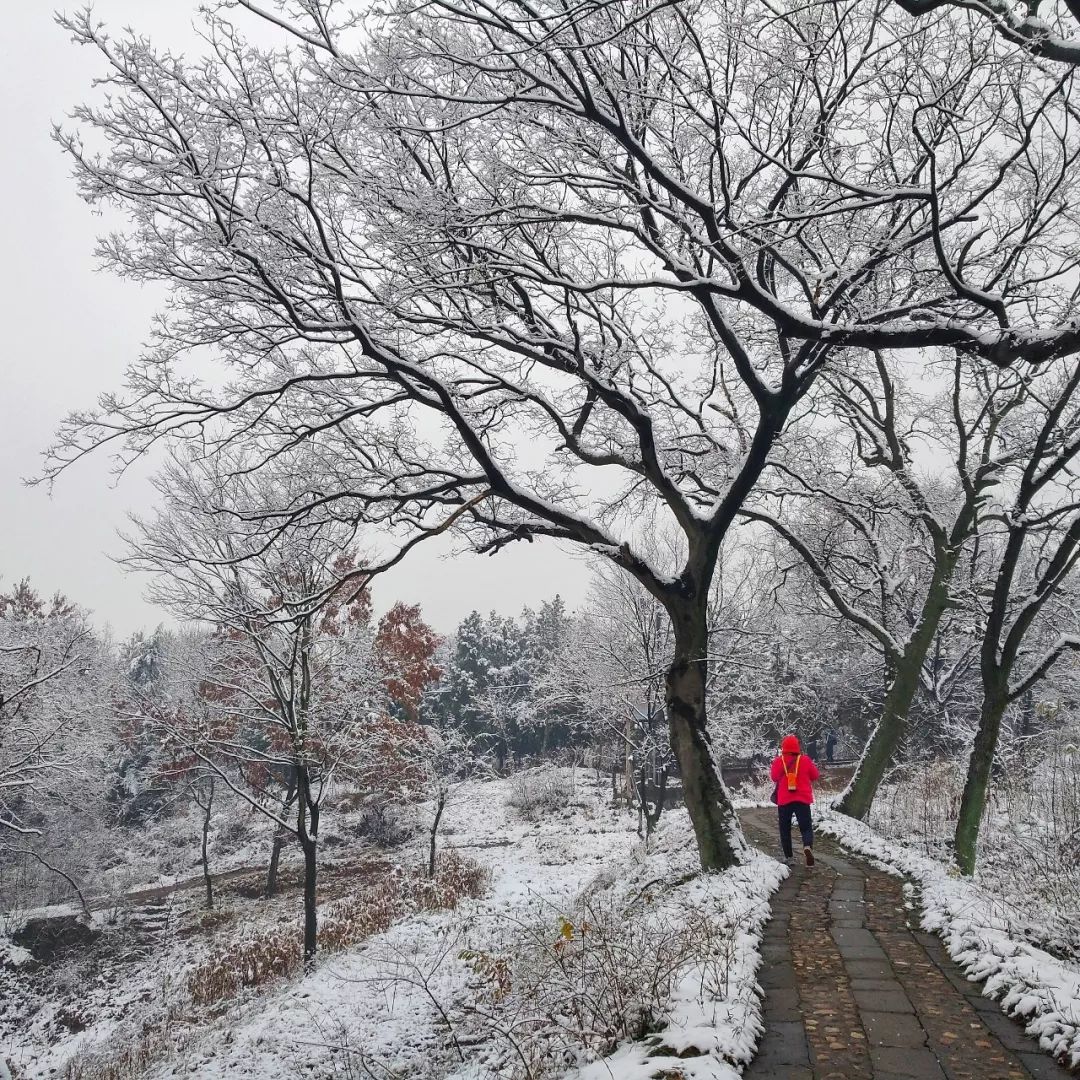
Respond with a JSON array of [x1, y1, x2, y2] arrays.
[[781, 735, 801, 754]]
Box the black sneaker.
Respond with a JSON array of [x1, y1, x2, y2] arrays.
[[804, 846, 815, 867]]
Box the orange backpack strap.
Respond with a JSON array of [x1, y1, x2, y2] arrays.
[[785, 753, 801, 791]]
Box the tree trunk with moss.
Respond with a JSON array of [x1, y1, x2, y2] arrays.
[[838, 563, 957, 819], [665, 601, 742, 870], [954, 683, 1007, 875]]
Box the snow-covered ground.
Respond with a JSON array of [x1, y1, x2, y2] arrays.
[[2, 771, 785, 1080], [819, 808, 1080, 1070]]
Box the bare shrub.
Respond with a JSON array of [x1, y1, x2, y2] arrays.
[[868, 745, 1080, 960], [507, 769, 573, 822], [61, 1023, 185, 1080], [187, 852, 488, 1008], [735, 773, 777, 805], [452, 892, 746, 1078], [867, 759, 963, 860], [347, 802, 418, 848], [414, 849, 489, 912], [188, 923, 299, 1007]]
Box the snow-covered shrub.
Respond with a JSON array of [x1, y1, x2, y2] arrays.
[[868, 748, 1080, 960], [347, 801, 419, 847], [61, 1021, 186, 1080], [187, 852, 488, 1008], [414, 849, 489, 911], [455, 892, 745, 1077], [507, 768, 573, 821], [736, 772, 777, 805], [866, 758, 963, 859]]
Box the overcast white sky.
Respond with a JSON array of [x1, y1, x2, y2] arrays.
[[0, 2, 590, 638]]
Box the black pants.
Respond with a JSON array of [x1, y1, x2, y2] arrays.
[[778, 801, 813, 857]]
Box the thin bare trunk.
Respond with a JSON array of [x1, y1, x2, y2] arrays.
[[200, 779, 214, 910], [428, 792, 446, 879]]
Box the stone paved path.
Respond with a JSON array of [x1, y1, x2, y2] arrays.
[[741, 808, 1077, 1080]]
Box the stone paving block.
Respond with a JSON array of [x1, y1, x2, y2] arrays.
[[763, 1002, 801, 1023], [832, 926, 880, 948], [851, 977, 902, 992], [980, 1009, 1045, 1054], [748, 1020, 812, 1068], [913, 931, 944, 951], [845, 958, 896, 980], [758, 962, 798, 989], [963, 990, 1000, 1014], [833, 887, 866, 902], [862, 1009, 931, 1047], [853, 988, 916, 1014], [759, 942, 789, 964], [829, 859, 862, 876], [838, 942, 889, 961], [878, 1074, 934, 1080], [936, 964, 979, 994], [1016, 1050, 1077, 1079], [829, 901, 866, 920], [871, 1046, 948, 1078], [744, 1069, 814, 1080], [762, 985, 798, 1010]]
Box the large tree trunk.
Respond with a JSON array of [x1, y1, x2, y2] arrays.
[[837, 567, 954, 819], [835, 656, 919, 819], [954, 686, 1007, 875], [666, 604, 742, 870]]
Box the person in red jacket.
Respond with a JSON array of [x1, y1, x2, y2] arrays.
[[771, 734, 820, 866]]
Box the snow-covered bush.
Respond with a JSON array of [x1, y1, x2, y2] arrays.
[[347, 801, 419, 848], [507, 768, 573, 821], [187, 852, 488, 1008], [458, 894, 738, 1075], [735, 771, 777, 805], [867, 747, 1080, 960]]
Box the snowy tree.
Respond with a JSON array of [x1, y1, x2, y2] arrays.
[[746, 351, 1059, 820], [432, 611, 532, 767], [374, 602, 443, 723], [895, 0, 1080, 64], [49, 0, 1080, 868], [746, 349, 1080, 869], [519, 597, 585, 757], [123, 451, 388, 959], [402, 718, 490, 878], [0, 580, 104, 906], [952, 393, 1080, 872], [109, 626, 175, 824]]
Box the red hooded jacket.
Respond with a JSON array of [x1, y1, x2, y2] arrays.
[[771, 750, 820, 805]]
